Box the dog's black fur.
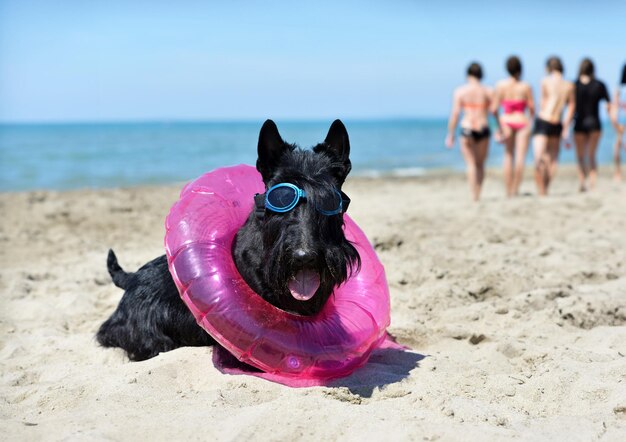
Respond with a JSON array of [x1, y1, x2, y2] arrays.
[[96, 120, 360, 361]]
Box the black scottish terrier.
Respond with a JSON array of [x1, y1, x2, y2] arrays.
[[97, 119, 361, 361]]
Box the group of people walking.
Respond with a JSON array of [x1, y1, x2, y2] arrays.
[[446, 57, 626, 201]]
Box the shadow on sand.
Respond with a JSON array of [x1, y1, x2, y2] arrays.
[[212, 340, 425, 395], [328, 346, 425, 397]]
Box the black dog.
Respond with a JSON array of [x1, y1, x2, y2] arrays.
[[97, 120, 360, 361]]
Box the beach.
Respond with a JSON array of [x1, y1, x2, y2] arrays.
[[1, 166, 625, 441]]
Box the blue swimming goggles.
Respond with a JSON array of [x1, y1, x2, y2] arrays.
[[254, 183, 350, 218]]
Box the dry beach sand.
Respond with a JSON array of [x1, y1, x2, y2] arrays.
[[1, 167, 625, 441]]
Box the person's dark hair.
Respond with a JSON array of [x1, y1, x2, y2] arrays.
[[621, 63, 626, 85], [506, 56, 522, 79], [546, 56, 563, 73], [578, 58, 595, 80], [467, 62, 483, 80]]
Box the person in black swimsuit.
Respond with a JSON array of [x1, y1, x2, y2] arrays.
[[573, 58, 611, 191]]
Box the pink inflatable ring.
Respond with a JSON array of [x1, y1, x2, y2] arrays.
[[164, 165, 390, 382]]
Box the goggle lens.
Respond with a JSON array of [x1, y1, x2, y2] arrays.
[[262, 183, 347, 215], [266, 185, 299, 210], [315, 190, 342, 214]]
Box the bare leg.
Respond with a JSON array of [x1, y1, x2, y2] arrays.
[[615, 132, 624, 182], [460, 135, 480, 201], [546, 136, 561, 193], [587, 130, 601, 189], [533, 134, 549, 196], [503, 132, 515, 197], [574, 132, 589, 192], [475, 136, 489, 198], [513, 125, 531, 195]]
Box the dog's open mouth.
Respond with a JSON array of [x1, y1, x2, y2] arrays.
[[288, 269, 320, 301]]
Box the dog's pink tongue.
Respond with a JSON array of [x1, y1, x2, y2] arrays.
[[288, 270, 320, 301]]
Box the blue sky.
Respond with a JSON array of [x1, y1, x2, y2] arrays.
[[0, 0, 624, 122]]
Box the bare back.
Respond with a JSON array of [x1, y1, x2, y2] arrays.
[[456, 81, 492, 131], [538, 74, 574, 123], [494, 78, 534, 126], [498, 78, 531, 101]]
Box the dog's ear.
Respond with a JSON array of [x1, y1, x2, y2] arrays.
[[257, 119, 290, 182], [314, 119, 352, 186]]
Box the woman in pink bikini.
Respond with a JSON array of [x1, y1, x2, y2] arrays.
[[492, 56, 535, 197]]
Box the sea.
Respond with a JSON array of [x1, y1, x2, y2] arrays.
[[0, 120, 619, 191]]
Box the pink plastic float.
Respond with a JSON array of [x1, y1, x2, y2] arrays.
[[164, 164, 390, 383]]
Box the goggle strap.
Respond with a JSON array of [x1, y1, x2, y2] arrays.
[[254, 193, 266, 220], [340, 191, 351, 213]]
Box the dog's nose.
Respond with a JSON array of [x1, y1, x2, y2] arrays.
[[293, 249, 315, 266]]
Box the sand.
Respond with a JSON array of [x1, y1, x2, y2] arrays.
[[1, 167, 625, 441]]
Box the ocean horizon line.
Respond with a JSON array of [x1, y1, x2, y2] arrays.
[[1, 116, 618, 128], [0, 116, 456, 127]]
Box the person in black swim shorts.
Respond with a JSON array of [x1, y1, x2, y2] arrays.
[[573, 58, 612, 191], [533, 118, 563, 138], [532, 56, 576, 196]]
